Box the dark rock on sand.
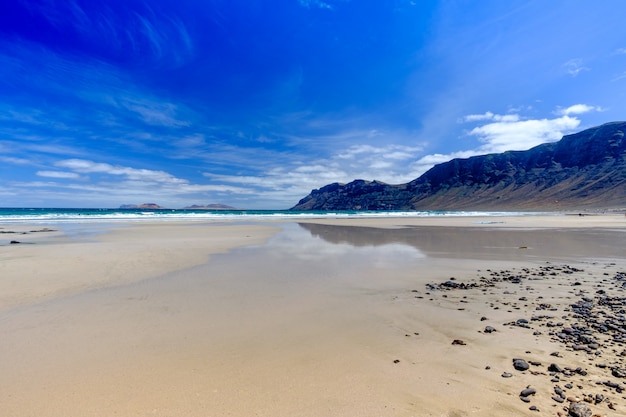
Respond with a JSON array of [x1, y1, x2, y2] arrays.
[[548, 363, 563, 373], [520, 387, 536, 397], [513, 358, 530, 371]]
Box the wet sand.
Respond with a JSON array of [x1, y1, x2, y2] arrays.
[[1, 214, 625, 416]]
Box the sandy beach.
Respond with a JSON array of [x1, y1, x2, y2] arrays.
[[1, 214, 625, 416]]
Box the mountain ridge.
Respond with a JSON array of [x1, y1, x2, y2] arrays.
[[291, 121, 626, 211]]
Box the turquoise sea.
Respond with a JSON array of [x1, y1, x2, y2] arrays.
[[0, 207, 540, 224]]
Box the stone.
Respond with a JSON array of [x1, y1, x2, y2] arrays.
[[568, 402, 592, 417], [513, 358, 529, 371], [548, 363, 563, 373], [520, 387, 536, 397]]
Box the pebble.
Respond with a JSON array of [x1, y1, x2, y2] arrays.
[[513, 358, 530, 371], [568, 402, 592, 417], [548, 363, 563, 373], [423, 264, 626, 414]]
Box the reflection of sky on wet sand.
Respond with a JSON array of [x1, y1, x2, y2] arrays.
[[297, 222, 626, 262], [265, 223, 425, 267]]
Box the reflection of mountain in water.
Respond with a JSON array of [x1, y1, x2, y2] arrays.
[[297, 222, 625, 262]]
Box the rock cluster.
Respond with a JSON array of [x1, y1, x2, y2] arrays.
[[422, 263, 626, 414]]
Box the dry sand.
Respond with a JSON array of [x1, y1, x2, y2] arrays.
[[1, 214, 625, 417]]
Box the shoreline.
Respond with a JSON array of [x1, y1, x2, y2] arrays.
[[0, 221, 280, 312], [1, 214, 625, 416]]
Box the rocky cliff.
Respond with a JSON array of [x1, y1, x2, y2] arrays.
[[291, 121, 626, 211]]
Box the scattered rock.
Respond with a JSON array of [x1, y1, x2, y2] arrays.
[[520, 387, 536, 397], [513, 358, 530, 371], [568, 402, 592, 417], [549, 363, 563, 373], [421, 263, 626, 414]]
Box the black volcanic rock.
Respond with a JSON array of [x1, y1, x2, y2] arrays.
[[291, 122, 626, 210]]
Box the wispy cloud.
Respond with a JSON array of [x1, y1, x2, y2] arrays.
[[563, 58, 590, 77], [56, 159, 188, 185], [298, 0, 334, 10], [463, 112, 520, 123], [203, 141, 426, 207], [36, 171, 81, 179], [555, 104, 602, 116], [18, 0, 194, 67], [119, 97, 191, 128], [0, 158, 255, 207], [611, 71, 626, 82]]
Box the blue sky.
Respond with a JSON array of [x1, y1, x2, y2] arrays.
[[1, 0, 625, 209]]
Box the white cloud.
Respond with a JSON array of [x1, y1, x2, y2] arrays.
[[463, 112, 495, 122], [556, 104, 599, 116], [204, 142, 426, 205], [411, 150, 480, 176], [336, 144, 422, 161], [467, 115, 580, 153], [411, 106, 593, 177], [36, 171, 81, 179], [56, 159, 188, 185], [0, 156, 31, 165], [463, 112, 520, 123]]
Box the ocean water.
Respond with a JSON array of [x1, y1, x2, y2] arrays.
[[0, 207, 539, 224]]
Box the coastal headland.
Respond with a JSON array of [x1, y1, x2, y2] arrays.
[[1, 214, 625, 416]]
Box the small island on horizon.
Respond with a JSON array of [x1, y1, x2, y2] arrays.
[[119, 203, 238, 210]]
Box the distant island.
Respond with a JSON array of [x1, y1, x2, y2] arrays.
[[119, 203, 163, 209], [119, 203, 237, 210], [182, 204, 237, 210], [291, 121, 626, 211]]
